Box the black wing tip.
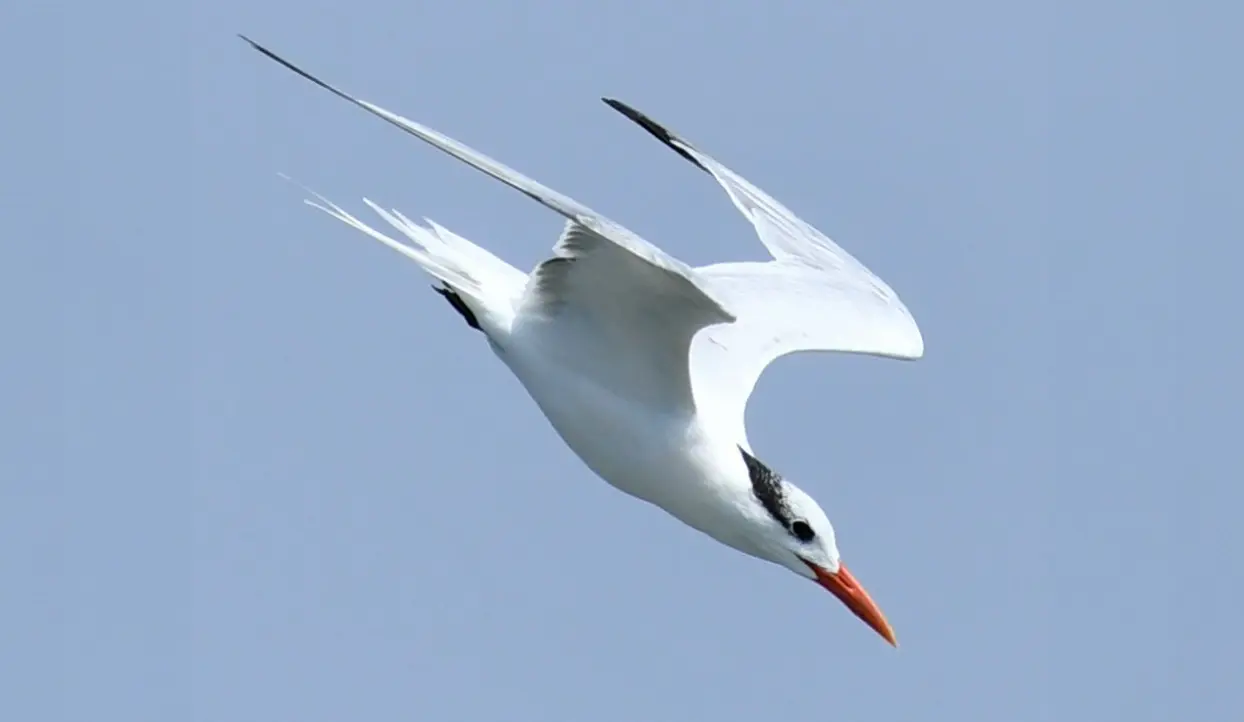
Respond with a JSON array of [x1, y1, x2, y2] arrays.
[[238, 34, 280, 61], [239, 35, 344, 99], [601, 97, 709, 174]]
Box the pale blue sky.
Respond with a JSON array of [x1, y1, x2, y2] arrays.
[[3, 1, 1241, 720]]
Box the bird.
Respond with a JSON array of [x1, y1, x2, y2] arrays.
[[243, 36, 924, 647]]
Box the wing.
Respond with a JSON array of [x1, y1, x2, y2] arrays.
[[691, 262, 922, 445], [244, 38, 735, 411], [603, 99, 923, 445], [520, 220, 736, 410]]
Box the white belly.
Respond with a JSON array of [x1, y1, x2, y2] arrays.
[[492, 339, 739, 538]]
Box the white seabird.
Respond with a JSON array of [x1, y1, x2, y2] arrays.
[[244, 37, 924, 646]]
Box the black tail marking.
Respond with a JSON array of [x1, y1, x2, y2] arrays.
[[434, 285, 481, 331]]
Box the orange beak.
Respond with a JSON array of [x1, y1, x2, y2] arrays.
[[804, 559, 898, 647]]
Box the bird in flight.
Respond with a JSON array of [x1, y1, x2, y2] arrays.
[[243, 37, 924, 647]]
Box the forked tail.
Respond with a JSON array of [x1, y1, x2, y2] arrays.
[[288, 177, 528, 338]]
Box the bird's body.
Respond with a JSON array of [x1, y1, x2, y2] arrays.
[[518, 364, 742, 552], [245, 37, 923, 646], [469, 251, 770, 562]]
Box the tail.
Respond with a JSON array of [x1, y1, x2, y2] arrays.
[[287, 177, 527, 338]]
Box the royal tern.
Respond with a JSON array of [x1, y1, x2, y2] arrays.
[[244, 37, 923, 647]]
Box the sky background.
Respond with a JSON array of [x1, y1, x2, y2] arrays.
[[3, 1, 1241, 720]]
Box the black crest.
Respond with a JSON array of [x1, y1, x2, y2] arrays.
[[739, 447, 793, 528]]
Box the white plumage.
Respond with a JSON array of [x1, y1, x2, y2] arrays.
[[245, 37, 923, 646]]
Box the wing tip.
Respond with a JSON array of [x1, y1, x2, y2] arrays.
[[240, 34, 347, 102], [239, 33, 282, 63], [601, 98, 709, 174]]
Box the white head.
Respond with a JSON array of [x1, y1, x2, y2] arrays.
[[731, 448, 897, 647]]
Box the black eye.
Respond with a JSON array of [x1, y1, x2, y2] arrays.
[[791, 520, 816, 543]]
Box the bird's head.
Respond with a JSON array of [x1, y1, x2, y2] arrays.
[[737, 448, 897, 647]]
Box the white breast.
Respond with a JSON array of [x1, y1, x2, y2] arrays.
[[494, 336, 749, 545]]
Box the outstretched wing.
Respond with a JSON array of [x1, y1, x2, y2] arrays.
[[604, 99, 923, 445], [244, 39, 734, 411]]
